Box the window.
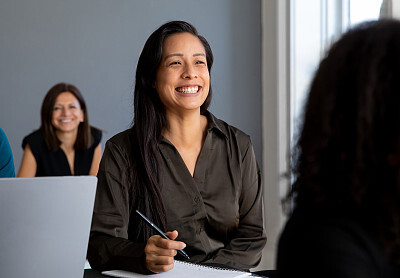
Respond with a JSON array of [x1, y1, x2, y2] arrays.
[[260, 0, 386, 270], [290, 0, 383, 148]]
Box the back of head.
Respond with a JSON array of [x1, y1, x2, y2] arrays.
[[291, 19, 400, 264]]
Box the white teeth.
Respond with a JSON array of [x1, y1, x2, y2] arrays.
[[177, 86, 199, 94]]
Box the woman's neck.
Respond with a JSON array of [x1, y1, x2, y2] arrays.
[[162, 111, 208, 149], [56, 130, 77, 151], [162, 114, 207, 148], [162, 110, 208, 177]]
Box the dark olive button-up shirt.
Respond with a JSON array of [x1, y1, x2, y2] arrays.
[[88, 112, 266, 273]]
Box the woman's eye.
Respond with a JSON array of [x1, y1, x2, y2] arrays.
[[169, 61, 181, 66], [53, 107, 61, 111], [195, 60, 206, 65]]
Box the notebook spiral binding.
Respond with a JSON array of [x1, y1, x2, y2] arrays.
[[176, 260, 246, 273]]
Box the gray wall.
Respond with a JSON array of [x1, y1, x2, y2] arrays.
[[0, 0, 262, 172]]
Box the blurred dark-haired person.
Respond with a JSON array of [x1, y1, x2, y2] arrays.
[[0, 128, 15, 177], [87, 20, 266, 274], [18, 83, 102, 177], [277, 20, 400, 278]]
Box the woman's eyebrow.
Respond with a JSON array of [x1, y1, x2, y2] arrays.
[[164, 53, 205, 60], [164, 53, 183, 60]]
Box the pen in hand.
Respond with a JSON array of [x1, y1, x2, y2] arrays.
[[136, 209, 190, 260]]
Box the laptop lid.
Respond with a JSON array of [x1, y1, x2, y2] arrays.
[[0, 176, 97, 278]]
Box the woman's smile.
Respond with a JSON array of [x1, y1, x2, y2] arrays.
[[175, 85, 201, 95]]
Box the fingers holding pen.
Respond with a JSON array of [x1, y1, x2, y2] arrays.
[[144, 230, 187, 273]]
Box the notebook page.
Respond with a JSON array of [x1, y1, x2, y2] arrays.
[[102, 260, 252, 278]]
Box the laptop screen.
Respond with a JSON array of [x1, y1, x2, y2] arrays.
[[0, 176, 97, 278]]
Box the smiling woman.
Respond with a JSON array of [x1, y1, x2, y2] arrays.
[[87, 20, 266, 275], [17, 83, 102, 177]]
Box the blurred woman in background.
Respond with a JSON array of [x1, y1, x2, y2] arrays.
[[18, 82, 102, 177]]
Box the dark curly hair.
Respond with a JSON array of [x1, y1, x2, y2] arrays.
[[289, 19, 400, 265]]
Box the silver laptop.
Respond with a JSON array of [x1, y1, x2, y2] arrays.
[[0, 176, 97, 278]]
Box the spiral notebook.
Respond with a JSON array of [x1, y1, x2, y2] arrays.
[[102, 260, 254, 278]]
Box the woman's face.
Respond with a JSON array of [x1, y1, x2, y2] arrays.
[[51, 92, 84, 133], [154, 32, 210, 115]]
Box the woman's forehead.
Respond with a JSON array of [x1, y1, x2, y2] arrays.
[[162, 32, 205, 56]]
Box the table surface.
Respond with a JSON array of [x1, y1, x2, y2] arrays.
[[84, 269, 276, 278], [84, 269, 107, 278]]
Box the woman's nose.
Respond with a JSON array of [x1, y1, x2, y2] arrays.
[[182, 64, 198, 79], [61, 107, 71, 116]]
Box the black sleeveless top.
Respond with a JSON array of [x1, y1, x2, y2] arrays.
[[22, 127, 102, 176]]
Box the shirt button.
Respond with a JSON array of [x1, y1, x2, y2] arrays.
[[194, 196, 200, 203]]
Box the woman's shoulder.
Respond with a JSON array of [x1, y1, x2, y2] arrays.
[[0, 128, 6, 139], [104, 129, 134, 153], [207, 112, 252, 147], [90, 126, 103, 146], [108, 129, 133, 144], [100, 129, 134, 169], [22, 129, 44, 149], [0, 128, 12, 154], [279, 206, 396, 277]]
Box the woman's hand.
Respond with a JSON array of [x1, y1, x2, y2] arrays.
[[144, 230, 186, 273]]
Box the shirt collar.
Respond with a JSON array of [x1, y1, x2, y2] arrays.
[[203, 111, 228, 139], [159, 110, 228, 146]]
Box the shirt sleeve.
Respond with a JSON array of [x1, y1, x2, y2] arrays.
[[21, 130, 42, 164], [87, 139, 151, 274], [0, 128, 15, 178], [203, 139, 266, 270]]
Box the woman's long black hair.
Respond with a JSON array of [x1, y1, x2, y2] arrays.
[[129, 21, 214, 241], [289, 19, 400, 265]]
